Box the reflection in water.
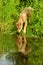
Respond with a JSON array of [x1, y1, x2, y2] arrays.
[[0, 34, 31, 65], [16, 34, 31, 55], [0, 54, 12, 65], [0, 33, 43, 65]]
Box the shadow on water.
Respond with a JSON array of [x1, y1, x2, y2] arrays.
[[0, 33, 43, 65]]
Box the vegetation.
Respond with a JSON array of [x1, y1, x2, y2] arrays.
[[0, 0, 43, 65], [0, 0, 43, 37]]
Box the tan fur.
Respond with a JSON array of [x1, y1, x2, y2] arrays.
[[16, 34, 31, 55], [16, 7, 33, 33]]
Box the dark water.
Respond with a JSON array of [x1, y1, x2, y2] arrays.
[[0, 33, 43, 65]]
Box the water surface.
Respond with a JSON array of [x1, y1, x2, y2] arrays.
[[0, 33, 43, 65]]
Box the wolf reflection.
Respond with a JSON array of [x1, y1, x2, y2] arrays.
[[16, 34, 31, 55], [0, 34, 31, 65]]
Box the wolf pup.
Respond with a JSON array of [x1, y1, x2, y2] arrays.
[[16, 7, 33, 34]]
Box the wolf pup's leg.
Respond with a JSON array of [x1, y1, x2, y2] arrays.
[[23, 20, 27, 34]]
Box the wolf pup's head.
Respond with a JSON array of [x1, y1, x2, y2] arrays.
[[16, 22, 22, 33]]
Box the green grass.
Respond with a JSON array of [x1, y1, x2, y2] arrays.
[[0, 0, 43, 37], [0, 0, 43, 65]]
